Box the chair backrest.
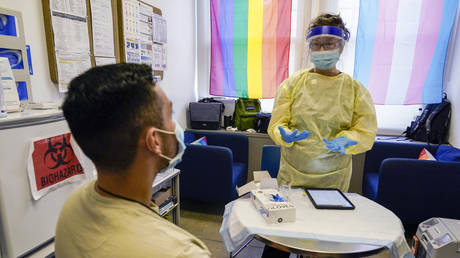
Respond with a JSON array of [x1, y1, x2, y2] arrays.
[[184, 131, 196, 144], [261, 145, 281, 178], [363, 141, 438, 174], [376, 159, 460, 225]]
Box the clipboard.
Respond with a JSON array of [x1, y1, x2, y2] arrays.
[[305, 188, 355, 210]]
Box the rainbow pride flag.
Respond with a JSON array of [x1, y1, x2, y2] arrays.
[[210, 0, 292, 99], [354, 0, 458, 105]]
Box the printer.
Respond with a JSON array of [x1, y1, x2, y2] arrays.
[[412, 217, 460, 258]]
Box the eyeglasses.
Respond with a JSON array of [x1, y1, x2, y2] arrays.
[[309, 40, 341, 51]]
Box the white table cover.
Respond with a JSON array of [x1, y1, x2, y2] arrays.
[[219, 190, 414, 258]]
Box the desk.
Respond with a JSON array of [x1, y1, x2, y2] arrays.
[[219, 189, 412, 258]]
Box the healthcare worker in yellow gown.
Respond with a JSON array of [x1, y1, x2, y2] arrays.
[[268, 14, 377, 192]]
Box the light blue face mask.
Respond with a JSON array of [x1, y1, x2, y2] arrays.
[[310, 49, 340, 70], [155, 120, 186, 174]]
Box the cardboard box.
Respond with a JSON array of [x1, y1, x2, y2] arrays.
[[236, 171, 296, 223], [251, 189, 296, 224], [236, 170, 278, 196]]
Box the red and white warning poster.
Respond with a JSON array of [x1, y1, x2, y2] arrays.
[[27, 133, 88, 200]]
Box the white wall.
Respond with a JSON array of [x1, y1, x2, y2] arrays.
[[444, 7, 460, 148], [1, 0, 196, 128]]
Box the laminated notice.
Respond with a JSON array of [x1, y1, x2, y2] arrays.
[[27, 133, 88, 200]]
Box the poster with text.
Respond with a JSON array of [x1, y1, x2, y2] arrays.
[[27, 133, 88, 200]]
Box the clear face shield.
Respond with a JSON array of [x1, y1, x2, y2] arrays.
[[306, 26, 349, 70]]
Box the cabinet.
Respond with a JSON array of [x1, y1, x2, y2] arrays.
[[152, 168, 180, 225], [0, 110, 95, 258]]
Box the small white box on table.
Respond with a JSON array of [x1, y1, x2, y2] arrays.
[[251, 189, 296, 224]]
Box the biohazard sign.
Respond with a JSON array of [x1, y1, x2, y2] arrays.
[[27, 133, 88, 200]]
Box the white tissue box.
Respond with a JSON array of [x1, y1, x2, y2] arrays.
[[251, 189, 296, 224]]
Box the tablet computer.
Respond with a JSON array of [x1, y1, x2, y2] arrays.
[[305, 188, 355, 210]]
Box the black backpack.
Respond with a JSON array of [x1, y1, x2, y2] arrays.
[[404, 95, 451, 144], [255, 112, 271, 133]]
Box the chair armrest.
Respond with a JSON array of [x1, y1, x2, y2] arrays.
[[193, 131, 248, 164], [376, 158, 460, 225], [364, 141, 438, 174]]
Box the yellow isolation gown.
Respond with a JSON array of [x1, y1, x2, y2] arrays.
[[268, 69, 377, 191]]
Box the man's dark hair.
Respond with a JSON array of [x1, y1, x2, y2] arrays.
[[308, 13, 350, 41], [62, 63, 163, 172]]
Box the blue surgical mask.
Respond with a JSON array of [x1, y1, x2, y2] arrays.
[[310, 49, 340, 70], [155, 120, 186, 174]]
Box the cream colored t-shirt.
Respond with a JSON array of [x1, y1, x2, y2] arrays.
[[55, 180, 211, 258]]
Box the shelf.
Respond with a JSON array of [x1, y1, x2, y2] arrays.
[[160, 203, 178, 217], [152, 168, 180, 194], [0, 109, 63, 130], [151, 169, 180, 225]]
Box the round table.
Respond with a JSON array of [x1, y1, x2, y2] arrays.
[[221, 190, 411, 258], [255, 234, 385, 257]]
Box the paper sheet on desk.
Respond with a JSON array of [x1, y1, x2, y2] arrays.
[[220, 190, 413, 258]]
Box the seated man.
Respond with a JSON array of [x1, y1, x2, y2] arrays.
[[55, 63, 211, 257]]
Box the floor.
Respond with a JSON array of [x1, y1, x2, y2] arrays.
[[180, 201, 267, 258], [179, 201, 408, 258]]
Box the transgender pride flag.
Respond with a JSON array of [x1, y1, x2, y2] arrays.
[[354, 0, 458, 105], [210, 0, 292, 99]]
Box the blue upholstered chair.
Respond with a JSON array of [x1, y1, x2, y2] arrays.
[[363, 141, 460, 227], [176, 131, 248, 203], [260, 145, 280, 178]]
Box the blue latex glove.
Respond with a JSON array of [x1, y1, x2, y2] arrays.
[[278, 126, 310, 143], [271, 193, 286, 202], [323, 136, 358, 155]]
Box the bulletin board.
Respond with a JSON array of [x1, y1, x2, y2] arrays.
[[116, 0, 167, 79], [42, 0, 166, 92]]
